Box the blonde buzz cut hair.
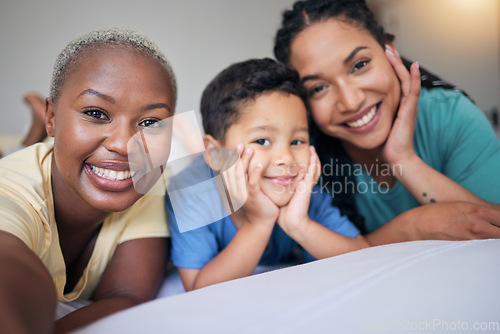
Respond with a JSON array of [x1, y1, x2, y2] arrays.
[[49, 27, 177, 105]]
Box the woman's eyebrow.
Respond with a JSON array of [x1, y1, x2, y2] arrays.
[[300, 46, 369, 84], [76, 90, 171, 113], [77, 89, 116, 104], [344, 46, 368, 65], [143, 103, 171, 113], [301, 74, 319, 84]]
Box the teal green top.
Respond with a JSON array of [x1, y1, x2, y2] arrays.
[[355, 88, 500, 232]]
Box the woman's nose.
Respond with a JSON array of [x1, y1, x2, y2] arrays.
[[104, 122, 136, 156], [335, 80, 364, 113]]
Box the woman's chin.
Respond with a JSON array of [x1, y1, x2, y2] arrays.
[[89, 194, 141, 214], [341, 127, 391, 152]]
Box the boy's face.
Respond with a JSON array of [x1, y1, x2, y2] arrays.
[[46, 46, 175, 214], [215, 91, 310, 207]]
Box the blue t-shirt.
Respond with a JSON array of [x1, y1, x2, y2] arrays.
[[354, 88, 500, 232], [166, 156, 359, 269]]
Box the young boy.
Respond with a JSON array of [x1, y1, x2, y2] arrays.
[[0, 28, 175, 333], [166, 58, 369, 292]]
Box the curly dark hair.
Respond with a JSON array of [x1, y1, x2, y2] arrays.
[[274, 0, 391, 67], [200, 58, 306, 143]]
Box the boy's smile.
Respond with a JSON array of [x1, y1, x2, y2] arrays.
[[46, 46, 175, 216], [211, 91, 310, 207]]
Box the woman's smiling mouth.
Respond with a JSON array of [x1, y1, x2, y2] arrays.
[[85, 164, 137, 192], [90, 165, 135, 181], [345, 104, 378, 129]]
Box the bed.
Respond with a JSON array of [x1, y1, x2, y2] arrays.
[[72, 239, 500, 333]]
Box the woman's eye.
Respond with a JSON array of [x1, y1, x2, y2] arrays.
[[254, 138, 270, 146], [308, 85, 325, 97], [84, 109, 108, 120], [139, 118, 162, 128], [353, 59, 370, 72]]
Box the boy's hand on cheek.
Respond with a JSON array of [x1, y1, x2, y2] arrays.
[[278, 146, 321, 237], [234, 145, 279, 227]]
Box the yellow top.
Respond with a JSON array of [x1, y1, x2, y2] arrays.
[[0, 142, 168, 301]]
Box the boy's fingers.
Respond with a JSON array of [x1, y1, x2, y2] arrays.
[[240, 147, 254, 175], [313, 160, 321, 185], [247, 163, 263, 194], [298, 147, 319, 193], [304, 164, 319, 191], [226, 161, 247, 211], [225, 165, 239, 199], [219, 147, 244, 198], [236, 143, 244, 156], [308, 146, 321, 185]]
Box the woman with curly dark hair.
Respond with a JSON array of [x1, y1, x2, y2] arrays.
[[274, 0, 500, 244]]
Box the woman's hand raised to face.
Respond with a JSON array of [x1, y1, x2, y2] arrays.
[[381, 44, 421, 176]]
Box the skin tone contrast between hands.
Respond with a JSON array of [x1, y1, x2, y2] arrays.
[[178, 91, 369, 291], [288, 18, 500, 244]]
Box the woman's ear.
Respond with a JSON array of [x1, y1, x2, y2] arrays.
[[45, 98, 56, 138]]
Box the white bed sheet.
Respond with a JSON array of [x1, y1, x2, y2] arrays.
[[72, 239, 500, 333]]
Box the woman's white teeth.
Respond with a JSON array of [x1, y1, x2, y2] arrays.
[[346, 106, 377, 128], [91, 166, 135, 181]]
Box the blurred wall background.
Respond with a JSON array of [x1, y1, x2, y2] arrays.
[[0, 0, 498, 140], [0, 0, 297, 138]]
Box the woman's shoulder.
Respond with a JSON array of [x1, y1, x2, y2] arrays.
[[419, 87, 475, 111], [416, 87, 486, 133], [0, 142, 53, 199], [414, 87, 498, 172], [418, 87, 480, 115], [0, 141, 52, 166], [0, 142, 54, 254]]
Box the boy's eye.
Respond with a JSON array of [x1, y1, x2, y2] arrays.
[[139, 118, 162, 128], [308, 84, 326, 97], [84, 109, 109, 120], [353, 59, 370, 72], [291, 139, 306, 146], [254, 138, 270, 146]]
